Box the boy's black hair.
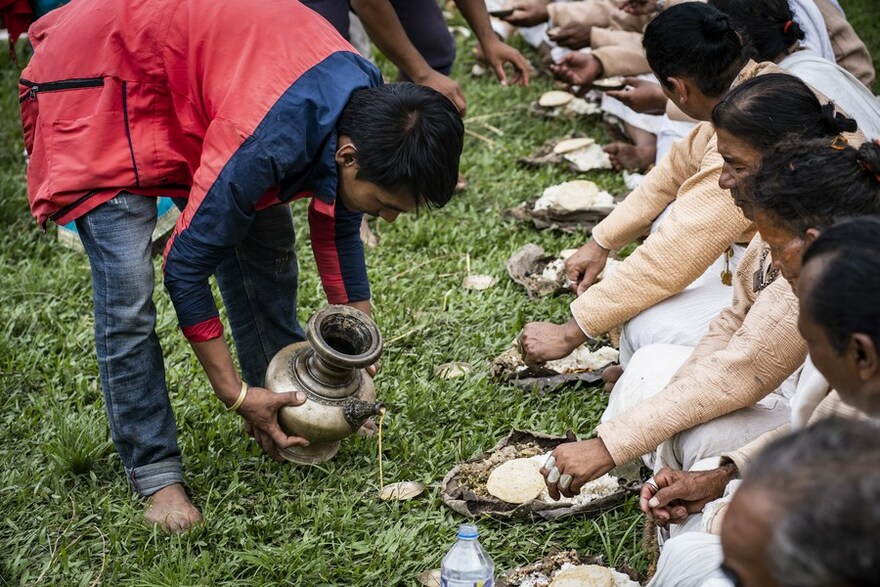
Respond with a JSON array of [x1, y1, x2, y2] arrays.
[[643, 2, 745, 96], [802, 216, 880, 353], [712, 73, 857, 151], [337, 82, 463, 209], [709, 0, 804, 63]]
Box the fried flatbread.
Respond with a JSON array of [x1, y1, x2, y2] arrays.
[[486, 458, 546, 504], [538, 90, 576, 108], [549, 564, 615, 587]]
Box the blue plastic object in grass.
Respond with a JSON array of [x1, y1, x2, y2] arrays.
[[57, 197, 179, 252]]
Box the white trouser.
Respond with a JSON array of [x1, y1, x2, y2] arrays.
[[602, 343, 793, 471], [618, 238, 747, 367], [648, 530, 731, 587]]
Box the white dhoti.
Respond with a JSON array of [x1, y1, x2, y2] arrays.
[[617, 212, 747, 366], [648, 531, 730, 587], [655, 115, 698, 164], [602, 343, 794, 471], [600, 78, 666, 134]]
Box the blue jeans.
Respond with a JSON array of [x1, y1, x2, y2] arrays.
[[76, 193, 304, 496]]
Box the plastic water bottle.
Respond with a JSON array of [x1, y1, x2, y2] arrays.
[[440, 523, 495, 587]]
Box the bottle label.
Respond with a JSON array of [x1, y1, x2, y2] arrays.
[[440, 580, 493, 587]]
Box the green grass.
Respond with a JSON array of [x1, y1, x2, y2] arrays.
[[839, 0, 880, 93], [2, 5, 879, 585]]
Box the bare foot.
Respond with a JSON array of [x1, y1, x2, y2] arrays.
[[145, 483, 202, 533], [603, 143, 656, 172], [601, 364, 624, 393], [455, 172, 468, 193]]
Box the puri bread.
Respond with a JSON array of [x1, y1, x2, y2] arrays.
[[553, 137, 596, 155], [486, 458, 546, 504], [549, 565, 615, 587], [538, 90, 575, 108]]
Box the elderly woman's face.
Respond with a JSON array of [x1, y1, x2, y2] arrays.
[[753, 211, 819, 290], [716, 127, 763, 219]]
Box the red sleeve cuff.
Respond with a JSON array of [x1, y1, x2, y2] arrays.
[[181, 317, 224, 342]]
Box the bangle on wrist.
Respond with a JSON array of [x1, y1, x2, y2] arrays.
[[227, 380, 248, 412]]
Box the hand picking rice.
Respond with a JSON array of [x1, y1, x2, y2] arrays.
[[529, 453, 621, 506]]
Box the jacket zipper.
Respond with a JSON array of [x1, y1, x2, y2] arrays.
[[20, 77, 104, 103], [48, 189, 100, 224]]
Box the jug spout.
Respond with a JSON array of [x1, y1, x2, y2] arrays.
[[343, 399, 385, 429]]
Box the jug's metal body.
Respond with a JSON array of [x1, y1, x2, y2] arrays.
[[265, 305, 384, 464]]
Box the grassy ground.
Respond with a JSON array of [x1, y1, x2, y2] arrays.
[[1, 4, 878, 585], [839, 0, 880, 93]]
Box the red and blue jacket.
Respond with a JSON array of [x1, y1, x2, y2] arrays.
[[20, 0, 382, 341]]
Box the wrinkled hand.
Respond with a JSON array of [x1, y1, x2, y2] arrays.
[[540, 438, 615, 500], [480, 38, 530, 86], [565, 240, 610, 294], [639, 465, 737, 527], [547, 23, 591, 50], [616, 0, 658, 15], [503, 0, 549, 27], [550, 52, 602, 90], [239, 386, 310, 462], [605, 78, 668, 114], [366, 362, 380, 377], [519, 319, 587, 366], [416, 70, 468, 116]]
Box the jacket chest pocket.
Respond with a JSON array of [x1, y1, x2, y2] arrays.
[[23, 76, 141, 196]]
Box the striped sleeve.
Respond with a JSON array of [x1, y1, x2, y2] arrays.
[[308, 196, 369, 304], [164, 53, 381, 341]]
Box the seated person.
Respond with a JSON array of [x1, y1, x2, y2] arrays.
[[530, 115, 871, 506], [521, 2, 866, 374], [498, 0, 660, 172], [502, 0, 649, 54], [643, 145, 880, 585], [563, 0, 879, 169], [710, 0, 880, 139], [723, 417, 880, 587]]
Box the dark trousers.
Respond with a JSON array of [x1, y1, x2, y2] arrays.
[[300, 0, 456, 75]]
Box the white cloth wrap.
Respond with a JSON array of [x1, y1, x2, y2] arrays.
[[781, 49, 880, 140]]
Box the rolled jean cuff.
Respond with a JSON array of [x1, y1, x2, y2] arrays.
[[127, 457, 184, 497]]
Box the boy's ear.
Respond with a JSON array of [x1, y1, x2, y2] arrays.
[[335, 138, 357, 167]]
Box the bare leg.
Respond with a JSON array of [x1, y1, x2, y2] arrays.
[[604, 123, 656, 172], [145, 483, 202, 533]]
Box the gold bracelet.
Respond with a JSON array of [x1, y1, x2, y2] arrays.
[[227, 380, 248, 412]]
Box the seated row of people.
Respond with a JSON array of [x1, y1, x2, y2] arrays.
[[506, 2, 879, 583], [493, 0, 879, 171]]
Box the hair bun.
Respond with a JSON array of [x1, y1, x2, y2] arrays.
[[781, 19, 805, 44], [857, 141, 880, 184], [820, 102, 858, 135], [702, 13, 730, 37]]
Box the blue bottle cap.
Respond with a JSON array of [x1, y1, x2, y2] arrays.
[[457, 523, 478, 539]]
